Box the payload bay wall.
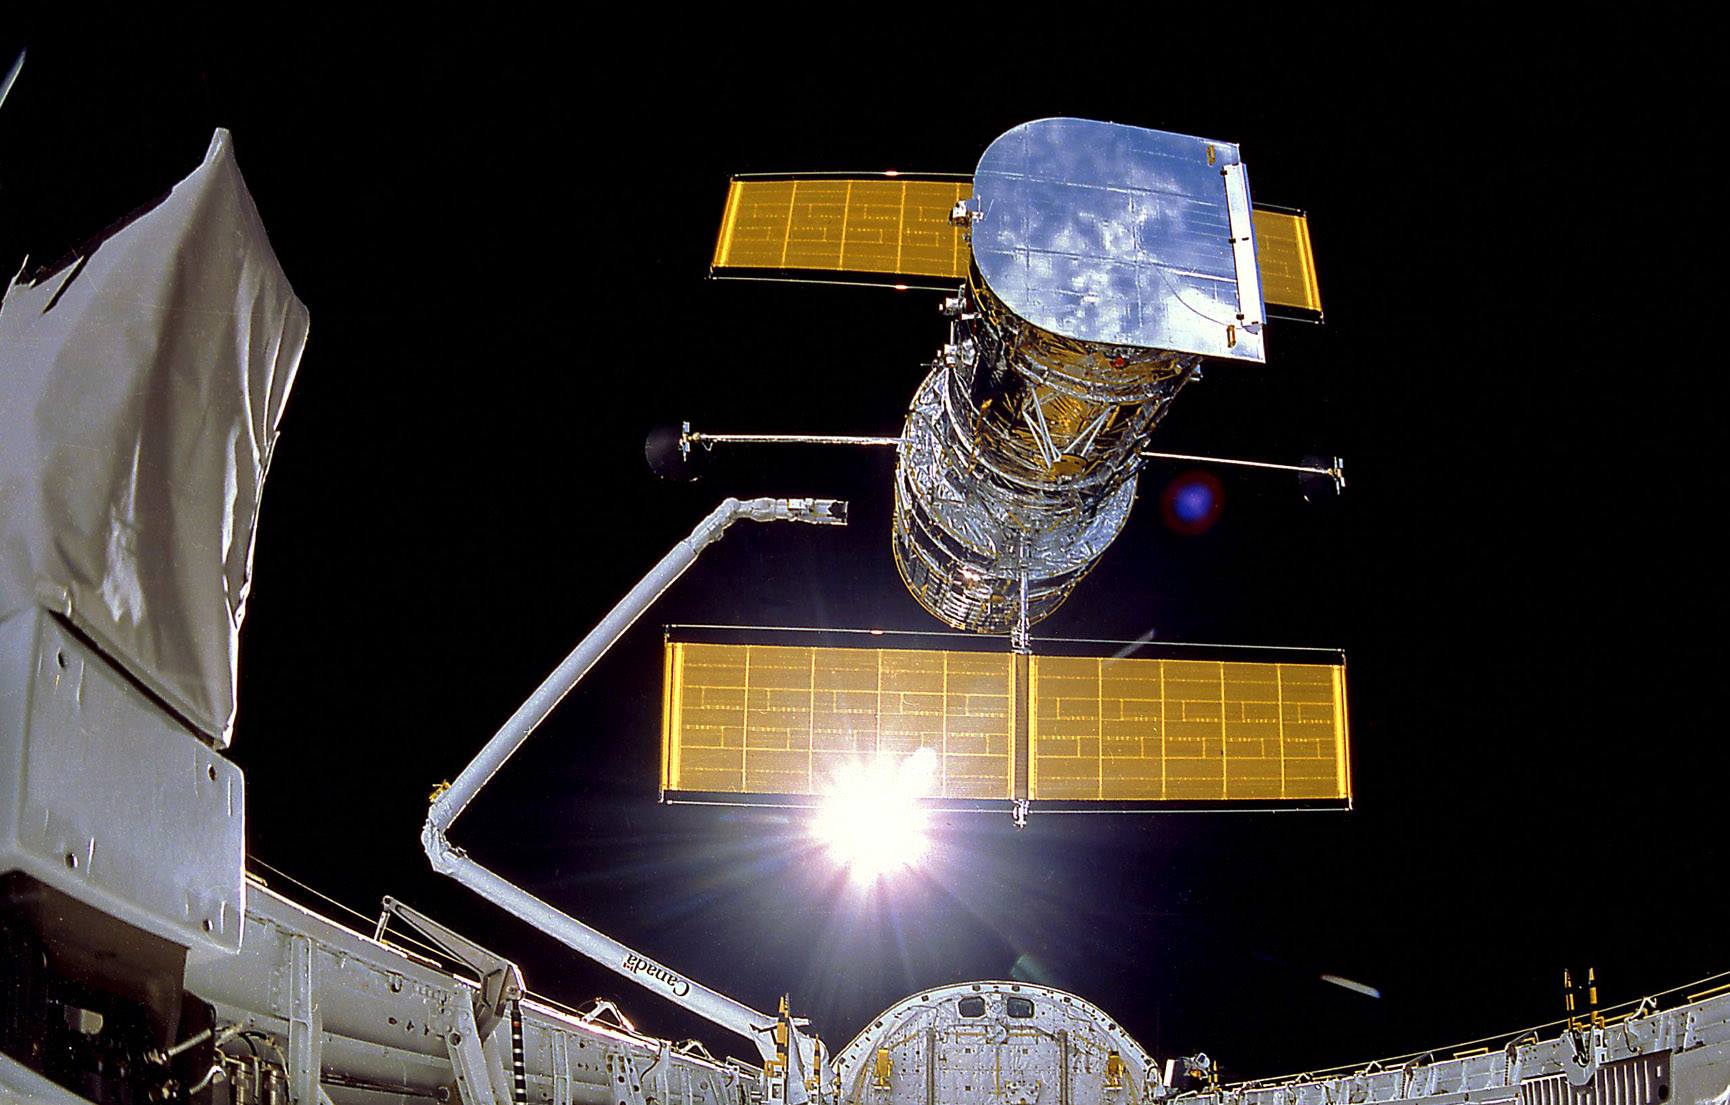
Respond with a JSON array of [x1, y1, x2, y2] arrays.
[[1175, 991, 1729, 1105], [182, 881, 757, 1105]]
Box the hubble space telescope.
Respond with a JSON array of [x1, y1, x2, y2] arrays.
[[650, 119, 1351, 825], [662, 117, 1336, 641]]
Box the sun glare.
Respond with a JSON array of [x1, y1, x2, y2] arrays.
[[812, 748, 935, 882]]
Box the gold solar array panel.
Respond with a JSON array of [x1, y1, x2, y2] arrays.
[[663, 639, 1349, 807], [1250, 208, 1323, 313], [663, 642, 1014, 800], [710, 178, 973, 280], [1027, 656, 1349, 802]]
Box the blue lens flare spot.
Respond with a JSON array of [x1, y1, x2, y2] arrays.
[[1160, 471, 1224, 535], [1174, 482, 1214, 523]]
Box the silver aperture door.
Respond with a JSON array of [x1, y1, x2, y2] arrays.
[[971, 117, 1265, 363]]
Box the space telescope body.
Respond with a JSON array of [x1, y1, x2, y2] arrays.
[[710, 119, 1322, 636], [668, 120, 1348, 819], [895, 119, 1245, 632], [4, 121, 1727, 1105]]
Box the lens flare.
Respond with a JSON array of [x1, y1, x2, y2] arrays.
[[1160, 471, 1224, 535], [812, 748, 936, 882]]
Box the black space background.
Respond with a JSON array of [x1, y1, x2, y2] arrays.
[[1, 13, 1721, 1082]]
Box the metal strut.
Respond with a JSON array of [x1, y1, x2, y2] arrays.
[[687, 431, 902, 448], [1140, 449, 1346, 491], [679, 425, 1345, 494], [376, 896, 523, 1038], [420, 497, 847, 1105]]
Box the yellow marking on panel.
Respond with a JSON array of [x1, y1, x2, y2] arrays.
[[1251, 209, 1323, 313], [1333, 664, 1351, 797], [712, 183, 745, 269], [894, 182, 906, 273], [1026, 656, 1349, 802], [1024, 653, 1037, 799], [710, 178, 972, 280], [660, 643, 680, 792], [664, 642, 1012, 799], [1011, 650, 1030, 801], [839, 181, 853, 268]]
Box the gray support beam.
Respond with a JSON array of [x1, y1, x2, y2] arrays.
[[287, 934, 324, 1105], [552, 1031, 572, 1105], [448, 999, 500, 1105]]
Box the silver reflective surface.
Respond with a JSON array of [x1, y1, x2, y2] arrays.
[[972, 117, 1265, 362], [888, 279, 1196, 635], [891, 362, 1141, 633]]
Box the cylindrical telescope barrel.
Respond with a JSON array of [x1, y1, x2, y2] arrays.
[[890, 278, 1197, 633], [889, 117, 1267, 634]]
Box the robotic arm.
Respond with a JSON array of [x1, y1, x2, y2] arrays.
[[421, 497, 847, 1104]]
